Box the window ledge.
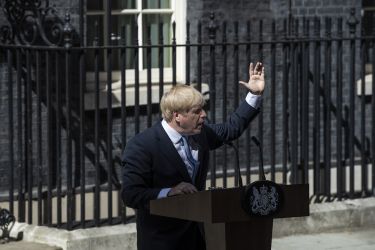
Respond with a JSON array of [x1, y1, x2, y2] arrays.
[[84, 82, 210, 110]]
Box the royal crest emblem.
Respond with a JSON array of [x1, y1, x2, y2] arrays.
[[250, 185, 279, 215], [241, 180, 284, 217]]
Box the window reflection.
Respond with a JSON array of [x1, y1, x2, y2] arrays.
[[142, 0, 170, 9], [113, 0, 137, 10], [142, 14, 172, 68]]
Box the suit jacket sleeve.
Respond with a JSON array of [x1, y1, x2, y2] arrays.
[[121, 136, 161, 210], [204, 100, 259, 150]]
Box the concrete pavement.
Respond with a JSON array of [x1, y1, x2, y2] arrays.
[[2, 197, 375, 250], [0, 241, 61, 250], [272, 227, 375, 250], [1, 226, 375, 250]]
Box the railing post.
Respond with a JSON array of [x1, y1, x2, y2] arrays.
[[197, 22, 202, 92], [93, 21, 101, 227], [282, 18, 289, 185], [63, 12, 74, 230], [158, 22, 164, 102], [120, 25, 127, 223], [270, 19, 276, 182], [79, 25, 86, 229], [185, 21, 190, 85], [55, 48, 62, 227], [360, 15, 368, 197], [172, 21, 176, 86], [372, 11, 375, 196], [222, 21, 228, 187], [336, 17, 344, 200], [245, 20, 252, 185], [63, 12, 74, 49], [313, 16, 322, 198], [134, 18, 140, 134], [16, 50, 25, 223], [25, 47, 32, 225], [290, 18, 299, 184], [106, 1, 114, 224], [323, 17, 332, 200], [7, 49, 14, 215], [301, 17, 310, 185], [233, 20, 239, 186], [258, 19, 264, 169], [347, 8, 358, 198], [207, 12, 218, 187], [146, 25, 152, 127]]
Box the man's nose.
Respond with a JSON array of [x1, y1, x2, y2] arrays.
[[201, 110, 207, 118]]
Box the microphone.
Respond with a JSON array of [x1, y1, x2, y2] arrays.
[[251, 136, 266, 181], [225, 141, 243, 188], [204, 116, 243, 187], [241, 136, 284, 217]]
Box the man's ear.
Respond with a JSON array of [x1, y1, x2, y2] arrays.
[[173, 112, 181, 122]]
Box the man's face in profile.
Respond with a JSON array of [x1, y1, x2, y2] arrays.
[[177, 106, 207, 135]]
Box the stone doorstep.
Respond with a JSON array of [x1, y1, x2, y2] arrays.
[[9, 197, 375, 250]]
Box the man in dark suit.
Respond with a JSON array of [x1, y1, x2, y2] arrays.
[[122, 62, 265, 250]]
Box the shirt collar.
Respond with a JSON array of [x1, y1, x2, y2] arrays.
[[161, 119, 183, 144]]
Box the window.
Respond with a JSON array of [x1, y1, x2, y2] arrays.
[[357, 1, 375, 96], [85, 0, 188, 110], [362, 2, 375, 65]]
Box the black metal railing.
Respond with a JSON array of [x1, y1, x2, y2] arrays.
[[0, 9, 374, 230]]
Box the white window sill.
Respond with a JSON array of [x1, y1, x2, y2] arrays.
[[84, 81, 210, 110]]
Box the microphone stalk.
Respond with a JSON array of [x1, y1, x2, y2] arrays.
[[226, 142, 243, 188], [251, 136, 266, 181]]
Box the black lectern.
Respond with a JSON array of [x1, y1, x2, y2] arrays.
[[150, 184, 309, 250]]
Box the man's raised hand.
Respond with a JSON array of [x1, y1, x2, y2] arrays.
[[239, 62, 265, 95]]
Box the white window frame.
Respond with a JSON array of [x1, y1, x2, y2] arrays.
[[85, 0, 189, 110], [85, 0, 186, 86]]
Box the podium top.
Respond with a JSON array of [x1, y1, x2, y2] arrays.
[[150, 184, 309, 223]]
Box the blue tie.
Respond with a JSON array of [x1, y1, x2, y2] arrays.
[[181, 136, 199, 180]]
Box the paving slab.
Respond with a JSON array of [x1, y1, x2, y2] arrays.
[[272, 227, 375, 250], [0, 241, 61, 250], [2, 227, 375, 250]]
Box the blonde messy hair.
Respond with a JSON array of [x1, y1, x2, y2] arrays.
[[160, 84, 205, 122]]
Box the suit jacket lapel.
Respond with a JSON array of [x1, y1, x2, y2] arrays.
[[155, 122, 192, 182]]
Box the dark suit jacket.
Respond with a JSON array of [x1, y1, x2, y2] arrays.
[[121, 100, 259, 250]]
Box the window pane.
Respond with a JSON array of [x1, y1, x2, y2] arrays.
[[87, 15, 104, 45], [143, 0, 170, 9], [363, 11, 375, 35], [363, 11, 375, 63], [112, 15, 138, 69], [86, 15, 104, 71], [143, 14, 171, 68], [87, 0, 103, 10], [113, 0, 136, 9]]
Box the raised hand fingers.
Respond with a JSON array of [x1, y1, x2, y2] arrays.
[[261, 65, 265, 78], [254, 62, 262, 75], [249, 62, 254, 78]]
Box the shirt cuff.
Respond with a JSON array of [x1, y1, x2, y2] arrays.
[[157, 188, 171, 199], [245, 92, 262, 109]]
